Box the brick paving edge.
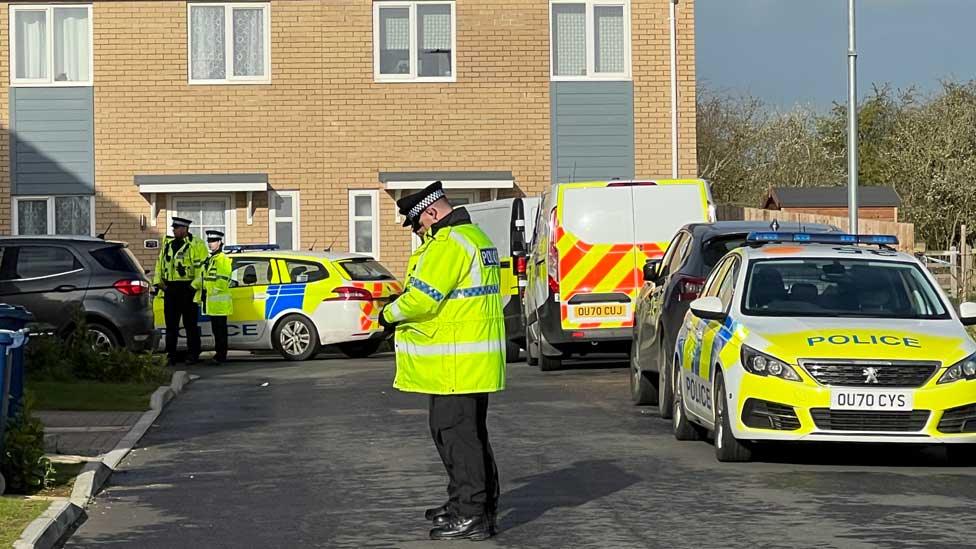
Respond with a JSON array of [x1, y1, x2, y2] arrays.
[[13, 371, 192, 549]]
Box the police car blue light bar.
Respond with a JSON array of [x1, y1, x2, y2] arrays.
[[745, 232, 898, 245], [224, 244, 280, 253]]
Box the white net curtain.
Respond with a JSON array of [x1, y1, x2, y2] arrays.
[[15, 7, 90, 82], [553, 4, 585, 76], [190, 6, 226, 80]]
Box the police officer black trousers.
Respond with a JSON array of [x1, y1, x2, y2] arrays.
[[163, 281, 200, 362], [429, 393, 499, 518], [210, 315, 228, 362]]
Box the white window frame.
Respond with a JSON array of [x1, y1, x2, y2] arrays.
[[187, 2, 272, 85], [166, 193, 237, 243], [268, 190, 300, 250], [373, 1, 457, 83], [348, 190, 380, 258], [9, 4, 94, 87], [12, 195, 96, 236], [549, 0, 631, 81]]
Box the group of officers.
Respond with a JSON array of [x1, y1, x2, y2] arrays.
[[153, 182, 505, 541]]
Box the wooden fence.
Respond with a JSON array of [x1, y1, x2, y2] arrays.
[[716, 205, 916, 251]]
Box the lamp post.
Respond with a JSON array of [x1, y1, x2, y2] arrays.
[[847, 0, 859, 233]]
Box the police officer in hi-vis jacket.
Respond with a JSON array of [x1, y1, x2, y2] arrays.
[[380, 182, 505, 541], [194, 229, 233, 364], [154, 217, 209, 365]]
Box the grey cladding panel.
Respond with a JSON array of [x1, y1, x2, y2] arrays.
[[550, 81, 635, 183], [11, 87, 95, 196]]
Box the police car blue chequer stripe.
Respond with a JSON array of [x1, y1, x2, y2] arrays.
[[448, 285, 500, 299], [265, 284, 305, 319], [409, 278, 444, 301]]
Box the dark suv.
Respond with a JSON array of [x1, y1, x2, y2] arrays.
[[0, 237, 155, 351], [629, 221, 838, 416]]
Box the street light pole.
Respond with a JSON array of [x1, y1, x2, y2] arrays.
[[847, 0, 859, 233]]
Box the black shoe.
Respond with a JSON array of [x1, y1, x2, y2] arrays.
[[425, 503, 450, 521], [429, 514, 491, 541], [488, 511, 498, 535], [432, 513, 454, 528]]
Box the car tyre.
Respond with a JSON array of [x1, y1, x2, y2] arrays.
[[337, 340, 382, 359], [946, 444, 976, 466], [630, 337, 658, 405], [505, 340, 522, 363], [714, 371, 752, 462], [658, 341, 674, 419], [672, 356, 703, 441], [525, 324, 539, 366], [87, 322, 119, 351], [273, 314, 320, 361]]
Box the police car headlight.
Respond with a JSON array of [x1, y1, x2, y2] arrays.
[[938, 353, 976, 384], [740, 345, 801, 382]]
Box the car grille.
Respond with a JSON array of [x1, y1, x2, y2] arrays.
[[937, 404, 976, 434], [810, 409, 930, 432], [800, 360, 938, 388], [742, 399, 801, 431]]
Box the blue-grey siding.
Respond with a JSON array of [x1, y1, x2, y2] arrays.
[[550, 81, 635, 183], [10, 87, 94, 196]]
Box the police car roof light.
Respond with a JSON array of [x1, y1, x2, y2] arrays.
[[224, 244, 281, 253], [745, 232, 898, 246]]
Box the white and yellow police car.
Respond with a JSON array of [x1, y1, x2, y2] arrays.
[[671, 232, 976, 462], [154, 245, 402, 361]]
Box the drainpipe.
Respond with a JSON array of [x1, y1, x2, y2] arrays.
[[669, 0, 679, 179]]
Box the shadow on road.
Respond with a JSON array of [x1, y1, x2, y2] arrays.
[[499, 459, 640, 531]]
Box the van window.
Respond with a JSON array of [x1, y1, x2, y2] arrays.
[[562, 187, 636, 244], [633, 185, 708, 243]]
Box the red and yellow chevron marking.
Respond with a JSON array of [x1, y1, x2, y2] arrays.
[[350, 281, 403, 332], [556, 229, 669, 330]]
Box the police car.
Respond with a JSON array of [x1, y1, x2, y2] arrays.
[[671, 232, 976, 463], [154, 245, 402, 361]]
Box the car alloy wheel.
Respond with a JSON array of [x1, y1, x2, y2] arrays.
[[281, 320, 311, 356]]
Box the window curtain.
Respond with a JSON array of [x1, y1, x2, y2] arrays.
[[191, 6, 225, 80], [233, 8, 264, 77], [418, 5, 451, 77], [17, 200, 48, 235], [55, 196, 91, 235], [595, 6, 624, 73], [553, 4, 586, 76], [379, 7, 410, 74], [15, 11, 47, 80], [54, 8, 90, 82]]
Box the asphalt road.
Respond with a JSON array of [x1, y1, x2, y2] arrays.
[[65, 353, 976, 549]]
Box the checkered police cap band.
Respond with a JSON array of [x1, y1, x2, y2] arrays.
[[408, 189, 446, 219]]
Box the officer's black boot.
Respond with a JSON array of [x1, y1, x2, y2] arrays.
[[424, 503, 450, 521], [429, 514, 491, 541]]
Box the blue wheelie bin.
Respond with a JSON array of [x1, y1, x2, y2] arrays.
[[0, 304, 32, 417]]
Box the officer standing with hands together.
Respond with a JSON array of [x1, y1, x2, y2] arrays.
[[194, 229, 233, 364], [380, 182, 505, 541], [154, 217, 209, 365]]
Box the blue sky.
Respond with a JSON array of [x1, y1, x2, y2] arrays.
[[696, 0, 976, 109]]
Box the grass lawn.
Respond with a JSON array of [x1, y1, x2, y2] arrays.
[[30, 381, 158, 412], [0, 461, 87, 545], [0, 497, 47, 547]]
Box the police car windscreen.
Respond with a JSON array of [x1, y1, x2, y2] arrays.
[[632, 185, 708, 244], [339, 259, 395, 281], [742, 259, 950, 319]]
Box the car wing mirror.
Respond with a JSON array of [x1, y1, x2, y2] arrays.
[[642, 258, 662, 284], [690, 296, 727, 321], [960, 302, 976, 326]]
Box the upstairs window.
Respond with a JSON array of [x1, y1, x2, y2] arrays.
[[11, 5, 92, 86], [188, 3, 271, 84], [374, 1, 456, 82], [550, 0, 630, 80]]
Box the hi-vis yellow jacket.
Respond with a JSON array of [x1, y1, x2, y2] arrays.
[[382, 210, 506, 395], [153, 235, 209, 285], [193, 251, 233, 316]]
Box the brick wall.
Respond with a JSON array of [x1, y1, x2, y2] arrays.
[[0, 2, 10, 234], [2, 0, 697, 276]]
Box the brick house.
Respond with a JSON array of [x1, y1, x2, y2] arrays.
[[0, 0, 697, 274], [762, 186, 901, 223]]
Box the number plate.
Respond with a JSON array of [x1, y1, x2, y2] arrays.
[[829, 389, 913, 411], [569, 303, 630, 323]]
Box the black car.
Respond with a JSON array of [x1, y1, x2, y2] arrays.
[[0, 236, 155, 350], [629, 221, 838, 415]]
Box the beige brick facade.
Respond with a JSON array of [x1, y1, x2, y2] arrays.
[[0, 0, 697, 276]]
